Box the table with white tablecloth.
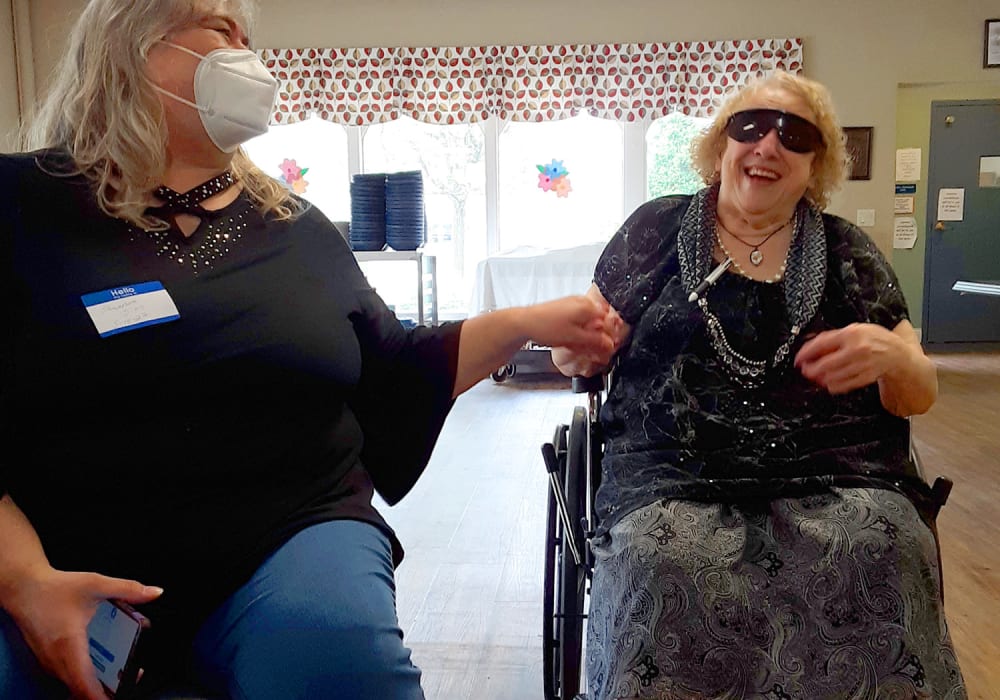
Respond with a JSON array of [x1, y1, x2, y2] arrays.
[[469, 242, 606, 380], [469, 242, 606, 316]]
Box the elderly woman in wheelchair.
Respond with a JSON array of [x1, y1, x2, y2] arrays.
[[546, 71, 967, 700]]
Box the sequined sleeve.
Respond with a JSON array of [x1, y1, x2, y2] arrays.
[[594, 196, 691, 325], [824, 214, 910, 329]]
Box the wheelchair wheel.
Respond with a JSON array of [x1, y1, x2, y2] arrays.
[[542, 409, 589, 699]]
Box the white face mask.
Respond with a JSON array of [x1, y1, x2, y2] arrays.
[[153, 41, 279, 153]]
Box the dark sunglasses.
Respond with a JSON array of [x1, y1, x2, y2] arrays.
[[725, 108, 824, 154]]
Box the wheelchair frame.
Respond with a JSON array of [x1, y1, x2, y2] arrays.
[[540, 375, 604, 700], [540, 377, 954, 700]]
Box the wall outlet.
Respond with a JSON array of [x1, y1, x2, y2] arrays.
[[856, 209, 876, 227]]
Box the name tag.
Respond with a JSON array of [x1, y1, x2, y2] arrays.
[[81, 281, 180, 337]]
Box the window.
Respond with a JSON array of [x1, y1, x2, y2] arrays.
[[362, 117, 487, 320], [645, 112, 711, 199], [244, 117, 350, 222], [498, 113, 623, 251], [248, 111, 714, 319]]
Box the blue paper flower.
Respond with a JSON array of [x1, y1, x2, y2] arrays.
[[543, 159, 568, 179]]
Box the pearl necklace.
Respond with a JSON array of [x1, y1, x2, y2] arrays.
[[716, 226, 790, 283]]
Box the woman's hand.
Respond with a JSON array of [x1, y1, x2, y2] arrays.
[[4, 568, 163, 700], [794, 320, 937, 415], [518, 294, 616, 354], [453, 292, 616, 396], [551, 284, 630, 378], [794, 322, 899, 393]]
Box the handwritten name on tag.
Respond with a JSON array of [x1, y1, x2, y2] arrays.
[[81, 281, 180, 337]]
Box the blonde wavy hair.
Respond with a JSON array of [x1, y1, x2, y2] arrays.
[[690, 71, 849, 210], [21, 0, 300, 230]]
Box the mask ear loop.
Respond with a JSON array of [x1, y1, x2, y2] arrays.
[[151, 42, 211, 114], [152, 84, 208, 114]]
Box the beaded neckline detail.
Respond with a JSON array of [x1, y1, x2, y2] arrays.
[[152, 171, 236, 214], [130, 171, 251, 275]]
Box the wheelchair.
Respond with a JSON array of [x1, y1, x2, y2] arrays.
[[539, 375, 954, 700]]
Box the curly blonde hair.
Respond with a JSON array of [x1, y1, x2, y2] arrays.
[[21, 0, 300, 230], [690, 71, 849, 210]]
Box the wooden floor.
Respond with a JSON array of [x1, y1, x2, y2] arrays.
[[912, 353, 1000, 700], [379, 351, 1000, 700]]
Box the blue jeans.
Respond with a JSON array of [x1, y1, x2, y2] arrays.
[[0, 520, 424, 699]]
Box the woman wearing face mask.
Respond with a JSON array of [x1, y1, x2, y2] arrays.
[[0, 1, 614, 698], [551, 72, 966, 699]]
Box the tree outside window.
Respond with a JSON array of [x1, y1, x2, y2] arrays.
[[363, 117, 487, 320], [646, 112, 711, 199]]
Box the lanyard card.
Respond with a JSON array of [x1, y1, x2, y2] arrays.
[[81, 281, 180, 338]]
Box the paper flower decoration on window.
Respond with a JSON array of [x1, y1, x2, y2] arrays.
[[536, 159, 571, 198], [279, 158, 309, 194]]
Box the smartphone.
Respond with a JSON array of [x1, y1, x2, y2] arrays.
[[87, 599, 149, 698]]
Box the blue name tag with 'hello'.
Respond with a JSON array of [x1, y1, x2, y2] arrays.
[[81, 281, 180, 337]]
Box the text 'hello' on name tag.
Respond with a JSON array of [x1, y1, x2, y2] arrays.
[[81, 281, 180, 338]]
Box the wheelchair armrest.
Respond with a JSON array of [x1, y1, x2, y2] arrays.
[[930, 476, 953, 510], [571, 374, 604, 394]]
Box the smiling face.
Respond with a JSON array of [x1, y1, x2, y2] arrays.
[[715, 86, 818, 225]]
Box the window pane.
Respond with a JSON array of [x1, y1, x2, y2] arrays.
[[646, 112, 711, 199], [498, 113, 623, 251], [243, 117, 350, 221], [363, 116, 486, 320]]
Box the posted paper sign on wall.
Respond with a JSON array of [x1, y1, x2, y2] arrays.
[[895, 148, 921, 181], [893, 217, 918, 249], [936, 188, 965, 221]]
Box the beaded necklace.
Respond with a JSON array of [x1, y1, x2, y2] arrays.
[[699, 209, 802, 388]]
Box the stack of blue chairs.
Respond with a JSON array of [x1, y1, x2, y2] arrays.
[[385, 171, 426, 251], [348, 173, 387, 251], [348, 171, 426, 252]]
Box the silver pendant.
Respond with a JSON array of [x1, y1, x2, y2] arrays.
[[750, 248, 763, 266]]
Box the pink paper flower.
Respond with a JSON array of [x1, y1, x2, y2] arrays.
[[538, 173, 553, 192], [280, 158, 301, 182]]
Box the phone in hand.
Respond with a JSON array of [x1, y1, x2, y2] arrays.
[[87, 599, 149, 698]]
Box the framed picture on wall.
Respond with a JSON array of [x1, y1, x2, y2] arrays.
[[843, 126, 873, 181], [986, 19, 1000, 68]]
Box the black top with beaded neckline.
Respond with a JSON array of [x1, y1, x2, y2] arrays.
[[1, 149, 464, 672]]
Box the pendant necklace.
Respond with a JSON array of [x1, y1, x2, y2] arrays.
[[717, 215, 794, 266]]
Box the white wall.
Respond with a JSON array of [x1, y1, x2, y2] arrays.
[[0, 0, 19, 149]]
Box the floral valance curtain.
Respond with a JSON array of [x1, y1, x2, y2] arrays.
[[258, 38, 802, 126]]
